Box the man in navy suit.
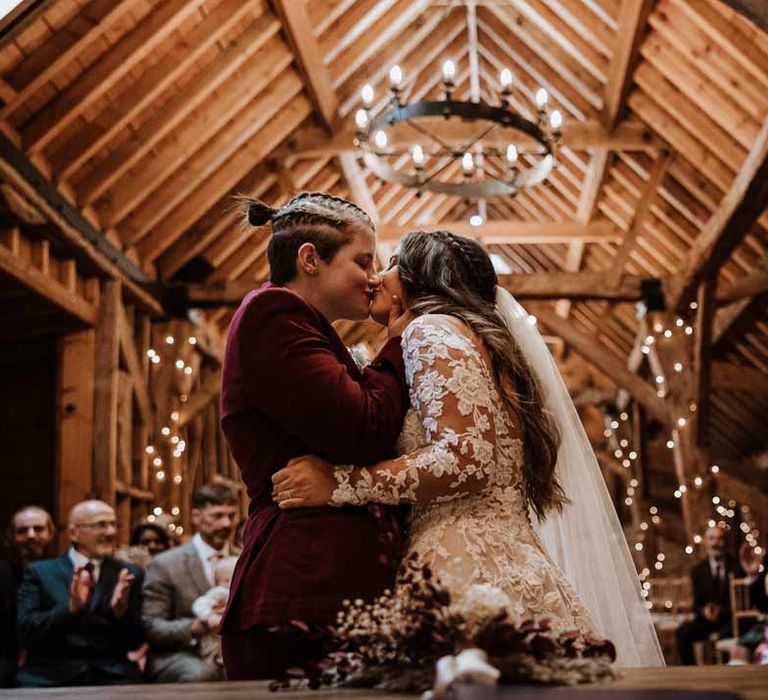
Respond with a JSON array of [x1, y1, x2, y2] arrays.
[[16, 500, 144, 687]]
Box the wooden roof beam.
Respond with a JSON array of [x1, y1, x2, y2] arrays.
[[176, 271, 649, 308], [666, 116, 768, 311], [273, 0, 339, 129], [276, 118, 660, 159], [377, 219, 621, 243], [534, 307, 671, 424], [602, 0, 656, 130], [23, 0, 208, 154]]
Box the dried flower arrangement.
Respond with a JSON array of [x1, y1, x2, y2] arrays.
[[269, 553, 616, 693]]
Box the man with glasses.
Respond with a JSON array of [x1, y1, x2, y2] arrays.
[[1, 506, 55, 686], [16, 500, 144, 687]]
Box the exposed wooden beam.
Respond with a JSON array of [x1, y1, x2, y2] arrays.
[[378, 219, 621, 243], [0, 229, 96, 327], [92, 281, 121, 505], [23, 0, 208, 154], [176, 271, 649, 308], [602, 0, 656, 130], [117, 304, 152, 425], [666, 115, 768, 311], [273, 0, 338, 129], [556, 148, 611, 318], [0, 133, 162, 314], [275, 119, 661, 158], [51, 0, 263, 180], [713, 287, 768, 348], [0, 0, 56, 52], [177, 369, 222, 427], [691, 279, 715, 447], [718, 0, 768, 33], [711, 361, 768, 395], [607, 151, 673, 286], [338, 153, 380, 226], [75, 13, 282, 206], [716, 270, 768, 304], [534, 307, 671, 424]]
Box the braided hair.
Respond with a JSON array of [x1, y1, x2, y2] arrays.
[[397, 230, 565, 519], [242, 192, 374, 285]]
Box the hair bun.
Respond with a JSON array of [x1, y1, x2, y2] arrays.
[[246, 200, 278, 226]]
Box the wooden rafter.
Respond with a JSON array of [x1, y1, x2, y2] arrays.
[[273, 0, 338, 129], [534, 307, 670, 424], [23, 0, 208, 154], [176, 271, 648, 308], [602, 0, 656, 130], [716, 270, 768, 304], [556, 148, 611, 318], [378, 219, 620, 243], [607, 151, 673, 286], [666, 116, 768, 310], [277, 118, 661, 159]]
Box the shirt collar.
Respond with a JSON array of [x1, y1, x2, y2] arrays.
[[192, 532, 228, 561], [68, 547, 102, 570]]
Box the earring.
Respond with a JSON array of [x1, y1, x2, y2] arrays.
[[307, 267, 318, 276]]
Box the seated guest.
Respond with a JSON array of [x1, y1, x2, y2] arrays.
[[1, 506, 55, 687], [191, 556, 238, 671], [729, 543, 768, 662], [130, 524, 171, 558], [143, 483, 239, 682], [676, 525, 745, 664], [16, 500, 143, 687]]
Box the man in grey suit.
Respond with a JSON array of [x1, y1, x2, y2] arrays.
[[142, 483, 239, 682]]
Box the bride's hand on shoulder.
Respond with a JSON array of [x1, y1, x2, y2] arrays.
[[271, 455, 336, 509]]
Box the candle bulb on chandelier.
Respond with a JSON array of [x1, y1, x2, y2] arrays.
[[355, 109, 369, 130], [374, 129, 388, 150], [535, 87, 549, 110], [411, 144, 425, 170], [389, 65, 403, 89], [361, 83, 374, 108], [462, 152, 474, 176], [442, 59, 456, 87], [506, 144, 518, 167], [549, 109, 562, 131], [500, 68, 513, 89]]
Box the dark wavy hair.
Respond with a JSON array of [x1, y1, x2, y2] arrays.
[[241, 191, 374, 285], [397, 230, 565, 519]]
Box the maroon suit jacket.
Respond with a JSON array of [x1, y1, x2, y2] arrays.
[[220, 284, 408, 630]]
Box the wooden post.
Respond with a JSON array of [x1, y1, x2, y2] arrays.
[[92, 280, 121, 506], [56, 329, 95, 549]]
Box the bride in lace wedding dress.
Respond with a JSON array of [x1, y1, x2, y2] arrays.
[[272, 230, 664, 667]]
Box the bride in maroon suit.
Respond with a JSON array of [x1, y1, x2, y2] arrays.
[[219, 192, 412, 679]]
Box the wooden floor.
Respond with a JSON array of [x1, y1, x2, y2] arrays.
[[3, 666, 767, 700]]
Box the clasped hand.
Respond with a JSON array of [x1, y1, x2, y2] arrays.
[[68, 566, 134, 618], [271, 455, 336, 509]]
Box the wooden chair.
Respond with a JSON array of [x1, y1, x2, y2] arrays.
[[713, 575, 765, 663]]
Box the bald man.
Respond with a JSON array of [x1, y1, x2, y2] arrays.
[[16, 500, 144, 687], [1, 506, 55, 687]]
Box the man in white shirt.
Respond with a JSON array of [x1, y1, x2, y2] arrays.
[[142, 482, 239, 683], [16, 500, 143, 687]]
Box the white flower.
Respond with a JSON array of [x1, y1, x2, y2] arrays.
[[453, 584, 516, 635]]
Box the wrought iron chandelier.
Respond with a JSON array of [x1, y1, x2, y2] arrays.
[[354, 62, 563, 198]]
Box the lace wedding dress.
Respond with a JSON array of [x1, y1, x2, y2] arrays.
[[331, 313, 596, 636]]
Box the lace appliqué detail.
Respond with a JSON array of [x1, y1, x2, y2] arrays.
[[331, 314, 596, 637]]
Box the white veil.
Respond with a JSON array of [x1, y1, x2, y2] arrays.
[[495, 287, 665, 667]]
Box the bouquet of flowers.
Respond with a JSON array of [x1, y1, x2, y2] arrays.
[[271, 554, 616, 694]]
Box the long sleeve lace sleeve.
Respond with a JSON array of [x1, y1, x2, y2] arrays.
[[331, 314, 514, 505]]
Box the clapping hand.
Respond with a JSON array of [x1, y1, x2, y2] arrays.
[[68, 566, 94, 614], [110, 568, 135, 618], [739, 542, 765, 577]]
